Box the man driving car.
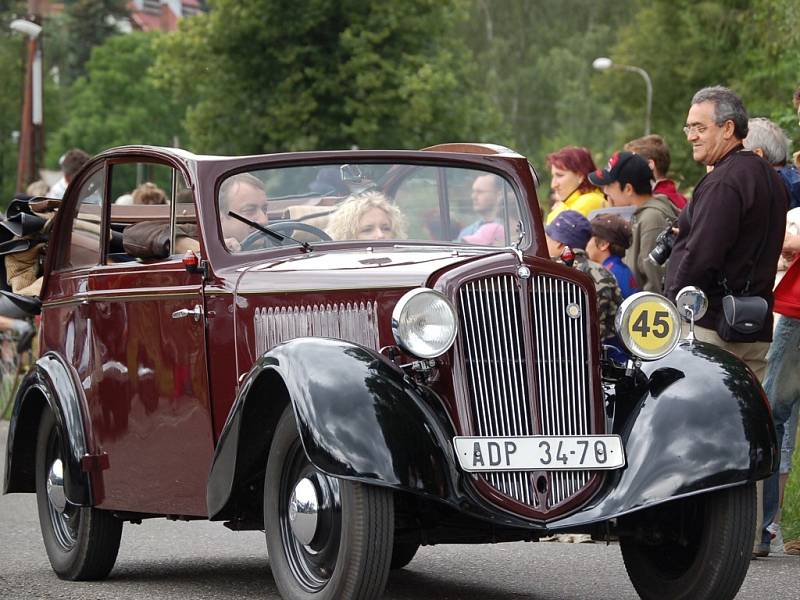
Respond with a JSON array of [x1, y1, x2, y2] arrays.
[[218, 173, 270, 251]]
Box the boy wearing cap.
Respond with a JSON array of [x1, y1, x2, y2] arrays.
[[544, 210, 623, 343], [589, 151, 678, 293], [587, 214, 639, 298]]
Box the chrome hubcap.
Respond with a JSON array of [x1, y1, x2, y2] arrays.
[[288, 477, 319, 546], [46, 458, 67, 513]]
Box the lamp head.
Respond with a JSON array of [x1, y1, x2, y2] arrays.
[[10, 19, 42, 39], [592, 57, 613, 71]]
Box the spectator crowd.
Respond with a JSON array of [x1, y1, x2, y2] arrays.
[[542, 85, 800, 558]]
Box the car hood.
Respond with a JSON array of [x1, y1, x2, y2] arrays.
[[230, 247, 507, 294]]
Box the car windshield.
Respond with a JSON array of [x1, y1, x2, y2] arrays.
[[216, 163, 526, 252]]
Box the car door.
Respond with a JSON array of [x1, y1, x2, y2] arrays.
[[85, 159, 213, 516]]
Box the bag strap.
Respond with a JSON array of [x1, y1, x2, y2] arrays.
[[719, 156, 775, 296]]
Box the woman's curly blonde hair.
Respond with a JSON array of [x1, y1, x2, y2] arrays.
[[325, 191, 407, 240], [132, 182, 167, 205]]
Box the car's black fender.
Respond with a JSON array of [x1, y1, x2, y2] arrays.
[[3, 352, 93, 506], [207, 337, 460, 520], [551, 340, 778, 528]]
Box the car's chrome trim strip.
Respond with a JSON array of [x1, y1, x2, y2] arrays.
[[254, 301, 380, 355], [236, 284, 411, 295], [43, 289, 200, 308]]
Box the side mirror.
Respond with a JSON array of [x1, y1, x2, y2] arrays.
[[675, 286, 708, 342]]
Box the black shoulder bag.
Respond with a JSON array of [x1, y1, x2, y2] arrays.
[[716, 162, 773, 340]]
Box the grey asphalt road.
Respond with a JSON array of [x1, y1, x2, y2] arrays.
[[1, 420, 797, 599]]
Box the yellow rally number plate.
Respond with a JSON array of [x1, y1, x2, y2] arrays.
[[626, 300, 676, 352]]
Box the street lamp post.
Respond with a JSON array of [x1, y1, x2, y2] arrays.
[[10, 17, 43, 193], [593, 57, 652, 136]]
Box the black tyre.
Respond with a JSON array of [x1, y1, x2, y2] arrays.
[[35, 409, 122, 580], [620, 484, 755, 600], [264, 405, 394, 600], [389, 541, 420, 570]]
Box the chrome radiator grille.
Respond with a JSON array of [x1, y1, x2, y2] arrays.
[[530, 273, 592, 506], [457, 272, 594, 511], [458, 276, 537, 507]]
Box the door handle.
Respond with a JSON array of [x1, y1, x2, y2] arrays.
[[171, 304, 203, 322]]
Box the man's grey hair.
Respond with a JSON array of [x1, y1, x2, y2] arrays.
[[743, 117, 790, 166], [691, 86, 749, 139]]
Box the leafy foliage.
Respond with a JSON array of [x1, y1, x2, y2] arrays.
[[154, 0, 505, 154], [60, 0, 129, 84], [2, 0, 800, 204], [48, 32, 186, 162]]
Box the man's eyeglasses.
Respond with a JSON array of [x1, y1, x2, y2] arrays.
[[683, 123, 710, 136]]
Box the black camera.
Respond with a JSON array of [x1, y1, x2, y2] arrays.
[[648, 225, 676, 266]]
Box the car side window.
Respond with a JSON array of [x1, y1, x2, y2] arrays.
[[60, 166, 105, 270], [107, 162, 198, 262]]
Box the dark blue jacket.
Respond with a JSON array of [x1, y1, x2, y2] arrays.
[[778, 165, 800, 210]]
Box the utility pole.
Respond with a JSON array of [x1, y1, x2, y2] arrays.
[[13, 0, 44, 193]]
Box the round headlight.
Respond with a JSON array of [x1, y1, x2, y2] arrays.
[[392, 288, 458, 359], [615, 291, 681, 360]]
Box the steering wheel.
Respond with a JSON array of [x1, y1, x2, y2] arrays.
[[237, 221, 331, 252], [270, 220, 332, 242]]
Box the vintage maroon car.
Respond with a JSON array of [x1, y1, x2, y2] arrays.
[[4, 143, 777, 600]]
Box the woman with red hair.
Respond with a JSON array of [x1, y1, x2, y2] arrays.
[[545, 146, 606, 224]]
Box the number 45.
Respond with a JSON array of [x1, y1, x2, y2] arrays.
[[632, 310, 670, 339]]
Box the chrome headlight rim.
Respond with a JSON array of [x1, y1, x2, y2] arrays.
[[391, 288, 458, 359], [614, 291, 681, 361]]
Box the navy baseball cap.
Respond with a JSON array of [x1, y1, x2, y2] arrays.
[[544, 210, 592, 250]]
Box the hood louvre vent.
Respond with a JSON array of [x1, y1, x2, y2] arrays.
[[254, 301, 379, 355]]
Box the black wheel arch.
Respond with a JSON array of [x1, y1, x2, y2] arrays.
[[551, 340, 778, 529], [207, 337, 459, 521], [4, 352, 93, 507]]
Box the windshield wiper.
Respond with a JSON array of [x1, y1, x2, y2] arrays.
[[228, 211, 312, 253]]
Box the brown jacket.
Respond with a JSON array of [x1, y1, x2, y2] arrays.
[[123, 222, 198, 259]]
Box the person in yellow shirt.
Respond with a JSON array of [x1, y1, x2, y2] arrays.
[[545, 146, 607, 224]]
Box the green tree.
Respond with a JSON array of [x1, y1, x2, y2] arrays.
[[154, 0, 504, 154], [735, 0, 800, 138], [599, 0, 751, 188], [60, 0, 129, 84], [457, 0, 634, 203], [48, 31, 186, 161]]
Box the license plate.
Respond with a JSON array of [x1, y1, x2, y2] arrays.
[[453, 435, 625, 472]]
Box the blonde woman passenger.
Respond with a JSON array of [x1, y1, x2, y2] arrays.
[[326, 192, 407, 241]]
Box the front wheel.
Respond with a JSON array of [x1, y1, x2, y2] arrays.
[[264, 405, 394, 600], [35, 409, 122, 580], [620, 484, 755, 600]]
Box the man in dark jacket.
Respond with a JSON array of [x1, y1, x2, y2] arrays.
[[664, 86, 787, 381], [665, 85, 788, 561]]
